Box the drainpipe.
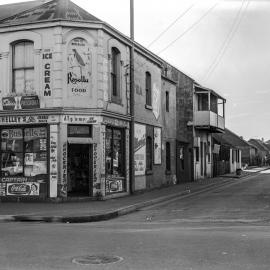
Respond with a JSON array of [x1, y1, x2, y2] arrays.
[[129, 0, 135, 193]]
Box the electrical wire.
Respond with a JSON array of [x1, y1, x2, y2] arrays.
[[203, 0, 250, 81], [157, 2, 219, 56], [147, 2, 196, 48]]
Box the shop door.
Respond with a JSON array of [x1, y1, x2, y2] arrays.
[[67, 144, 91, 196]]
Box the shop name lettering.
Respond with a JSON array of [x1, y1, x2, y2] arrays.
[[93, 144, 97, 182], [0, 115, 49, 124], [67, 72, 88, 94], [43, 52, 52, 97]]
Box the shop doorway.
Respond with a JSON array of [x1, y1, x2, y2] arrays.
[[67, 144, 91, 196]]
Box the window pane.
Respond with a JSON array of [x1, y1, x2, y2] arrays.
[[24, 127, 47, 152], [24, 42, 34, 67], [25, 69, 34, 92], [24, 152, 47, 177], [14, 69, 25, 93], [1, 129, 23, 152], [105, 128, 113, 174], [14, 43, 25, 68], [1, 152, 23, 176], [113, 129, 123, 176]]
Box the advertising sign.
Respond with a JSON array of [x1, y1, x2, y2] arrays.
[[42, 49, 52, 97], [67, 38, 92, 97], [152, 83, 161, 120], [154, 127, 162, 164], [134, 124, 146, 175], [6, 182, 40, 196], [106, 179, 123, 194], [2, 96, 40, 110], [0, 115, 59, 125]]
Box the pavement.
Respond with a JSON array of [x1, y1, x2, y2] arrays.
[[0, 166, 268, 223]]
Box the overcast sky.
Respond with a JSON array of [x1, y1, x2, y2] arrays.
[[2, 0, 270, 141]]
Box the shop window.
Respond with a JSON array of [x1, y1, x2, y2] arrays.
[[145, 72, 152, 107], [1, 127, 47, 177], [12, 40, 34, 94], [166, 91, 169, 112], [166, 142, 171, 171], [105, 127, 125, 177], [146, 136, 153, 171], [111, 47, 121, 102]]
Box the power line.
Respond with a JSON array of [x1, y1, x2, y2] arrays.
[[147, 2, 196, 48], [157, 2, 219, 56], [203, 0, 250, 81]]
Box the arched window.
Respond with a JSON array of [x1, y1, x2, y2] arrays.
[[145, 71, 152, 106], [166, 142, 171, 171], [146, 136, 153, 171], [12, 40, 34, 94], [111, 47, 121, 101]]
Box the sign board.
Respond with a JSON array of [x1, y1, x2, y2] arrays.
[[134, 124, 146, 175], [154, 127, 161, 164], [2, 96, 40, 110], [6, 182, 40, 196], [67, 38, 92, 97]]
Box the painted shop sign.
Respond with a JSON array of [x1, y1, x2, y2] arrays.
[[93, 143, 98, 184], [154, 127, 162, 164], [152, 83, 161, 120], [134, 124, 146, 176], [42, 49, 52, 97], [0, 115, 59, 125], [2, 96, 40, 110], [6, 182, 40, 196], [62, 115, 98, 124], [67, 38, 92, 97], [49, 125, 58, 198], [103, 117, 129, 128], [61, 142, 67, 197]]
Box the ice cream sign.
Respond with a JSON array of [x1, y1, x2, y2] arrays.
[[67, 38, 92, 96]]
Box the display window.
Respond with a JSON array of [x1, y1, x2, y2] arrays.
[[1, 127, 47, 177], [105, 127, 125, 177]]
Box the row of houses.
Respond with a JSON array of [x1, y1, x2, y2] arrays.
[[0, 0, 264, 201]]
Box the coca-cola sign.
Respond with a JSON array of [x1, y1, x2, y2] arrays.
[[6, 183, 39, 196]]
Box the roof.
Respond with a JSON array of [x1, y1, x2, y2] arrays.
[[0, 0, 49, 21], [213, 128, 250, 148], [0, 0, 102, 26], [194, 84, 226, 101], [248, 139, 269, 152]]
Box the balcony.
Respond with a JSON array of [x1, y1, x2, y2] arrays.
[[194, 85, 225, 133]]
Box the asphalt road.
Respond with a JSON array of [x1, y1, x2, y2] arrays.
[[1, 170, 270, 270]]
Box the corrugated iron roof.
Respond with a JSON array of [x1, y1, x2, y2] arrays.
[[0, 0, 101, 26]]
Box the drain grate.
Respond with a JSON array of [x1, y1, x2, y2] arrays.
[[72, 254, 123, 265]]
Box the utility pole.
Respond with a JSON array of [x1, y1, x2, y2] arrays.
[[130, 0, 135, 193]]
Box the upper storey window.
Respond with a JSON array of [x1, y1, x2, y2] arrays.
[[12, 41, 34, 94], [145, 71, 152, 107], [111, 47, 121, 102]]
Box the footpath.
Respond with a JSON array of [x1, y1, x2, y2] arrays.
[[0, 166, 268, 223]]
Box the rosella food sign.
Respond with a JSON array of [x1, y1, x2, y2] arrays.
[[67, 38, 92, 96]]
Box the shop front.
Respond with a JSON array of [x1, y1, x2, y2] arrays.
[[0, 112, 130, 201]]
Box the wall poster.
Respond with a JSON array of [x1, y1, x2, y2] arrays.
[[67, 38, 92, 97], [154, 127, 161, 164], [134, 124, 146, 175], [152, 83, 161, 120]]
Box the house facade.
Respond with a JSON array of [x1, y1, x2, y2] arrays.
[[0, 0, 134, 200]]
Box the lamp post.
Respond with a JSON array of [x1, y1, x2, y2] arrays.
[[130, 0, 135, 193]]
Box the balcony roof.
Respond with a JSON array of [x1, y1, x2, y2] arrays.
[[194, 84, 226, 102]]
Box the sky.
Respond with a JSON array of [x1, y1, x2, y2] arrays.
[[1, 0, 270, 141]]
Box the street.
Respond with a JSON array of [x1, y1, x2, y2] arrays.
[[1, 170, 270, 270]]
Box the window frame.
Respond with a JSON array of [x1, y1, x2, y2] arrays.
[[105, 126, 125, 177], [145, 71, 152, 107], [110, 47, 121, 103], [165, 91, 169, 112], [12, 40, 34, 94]]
